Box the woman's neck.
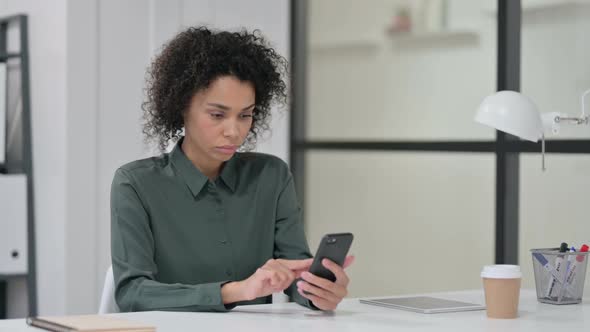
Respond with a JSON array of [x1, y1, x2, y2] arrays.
[[181, 139, 221, 180]]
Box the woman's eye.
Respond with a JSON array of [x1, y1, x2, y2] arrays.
[[241, 114, 253, 119], [210, 113, 224, 119]]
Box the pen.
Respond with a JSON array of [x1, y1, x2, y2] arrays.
[[557, 244, 589, 301], [533, 252, 564, 282], [533, 252, 576, 299], [546, 243, 568, 298]]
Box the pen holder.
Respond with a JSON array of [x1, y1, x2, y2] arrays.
[[530, 248, 589, 304]]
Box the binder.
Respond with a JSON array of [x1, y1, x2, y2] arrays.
[[26, 315, 155, 332]]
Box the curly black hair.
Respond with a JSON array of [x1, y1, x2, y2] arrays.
[[142, 26, 289, 151]]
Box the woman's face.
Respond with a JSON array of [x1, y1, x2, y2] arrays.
[[183, 75, 255, 164]]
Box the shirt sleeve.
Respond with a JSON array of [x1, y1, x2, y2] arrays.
[[111, 168, 236, 312], [272, 169, 320, 310]]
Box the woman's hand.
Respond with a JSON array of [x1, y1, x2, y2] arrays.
[[222, 258, 313, 303], [296, 255, 355, 311]]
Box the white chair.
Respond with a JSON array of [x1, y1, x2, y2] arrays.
[[98, 265, 120, 313], [272, 292, 289, 303]]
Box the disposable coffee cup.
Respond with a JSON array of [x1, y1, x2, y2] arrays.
[[481, 265, 522, 319]]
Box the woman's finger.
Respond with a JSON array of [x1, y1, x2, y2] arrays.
[[322, 259, 350, 285], [300, 272, 335, 292], [297, 287, 336, 311], [267, 260, 296, 288], [296, 280, 340, 304], [343, 255, 355, 269], [301, 271, 347, 298], [277, 258, 314, 272], [259, 266, 282, 287]]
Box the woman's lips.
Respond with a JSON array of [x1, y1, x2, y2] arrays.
[[216, 145, 237, 154]]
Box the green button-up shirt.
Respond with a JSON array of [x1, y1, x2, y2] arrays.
[[110, 139, 314, 312]]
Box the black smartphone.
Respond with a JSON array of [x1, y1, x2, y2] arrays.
[[308, 233, 354, 282]]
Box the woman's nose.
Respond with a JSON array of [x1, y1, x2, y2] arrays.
[[223, 119, 239, 138]]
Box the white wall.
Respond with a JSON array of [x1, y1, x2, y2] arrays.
[[520, 154, 590, 293], [2, 0, 290, 317], [307, 0, 497, 141], [519, 4, 590, 291], [306, 152, 495, 297], [306, 0, 590, 298], [521, 4, 590, 139], [306, 0, 498, 297], [64, 0, 100, 315], [94, 1, 154, 313], [0, 0, 68, 317]]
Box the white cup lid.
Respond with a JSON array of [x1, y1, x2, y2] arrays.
[[481, 264, 522, 279]]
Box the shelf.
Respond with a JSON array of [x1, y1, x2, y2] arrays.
[[484, 0, 590, 15], [389, 30, 478, 47], [0, 53, 21, 61], [527, 0, 589, 10], [309, 38, 380, 53]]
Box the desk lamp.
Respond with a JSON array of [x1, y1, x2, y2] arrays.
[[474, 89, 590, 171]]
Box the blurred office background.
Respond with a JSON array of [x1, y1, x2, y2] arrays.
[[302, 0, 590, 302], [0, 0, 589, 318]]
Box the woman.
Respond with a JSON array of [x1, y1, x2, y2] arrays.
[[110, 26, 354, 312]]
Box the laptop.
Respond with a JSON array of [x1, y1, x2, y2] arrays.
[[360, 296, 486, 314]]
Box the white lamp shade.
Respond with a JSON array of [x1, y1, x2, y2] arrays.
[[475, 90, 543, 142]]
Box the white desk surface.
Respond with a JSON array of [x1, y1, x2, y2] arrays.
[[1, 289, 588, 331]]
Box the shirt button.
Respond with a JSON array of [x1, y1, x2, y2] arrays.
[[220, 239, 228, 245], [226, 269, 233, 277]]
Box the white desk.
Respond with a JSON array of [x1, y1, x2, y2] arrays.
[[1, 290, 588, 331]]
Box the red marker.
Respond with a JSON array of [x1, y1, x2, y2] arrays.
[[576, 244, 589, 263], [557, 244, 589, 300]]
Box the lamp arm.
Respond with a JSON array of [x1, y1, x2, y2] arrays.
[[552, 89, 590, 125], [538, 89, 590, 171], [541, 132, 546, 172], [555, 116, 587, 125], [581, 88, 590, 120]]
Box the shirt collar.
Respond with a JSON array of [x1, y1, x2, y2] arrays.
[[170, 138, 238, 196], [219, 153, 238, 192]]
